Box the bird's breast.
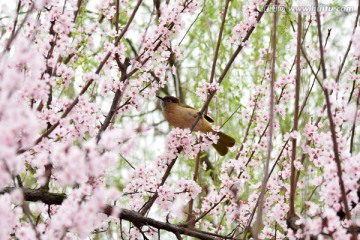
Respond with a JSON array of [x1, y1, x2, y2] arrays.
[[164, 104, 212, 132]]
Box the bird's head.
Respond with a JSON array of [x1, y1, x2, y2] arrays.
[[156, 95, 180, 110]]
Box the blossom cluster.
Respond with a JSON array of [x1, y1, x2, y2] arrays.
[[0, 0, 202, 238], [196, 80, 223, 100], [123, 127, 215, 214], [230, 0, 265, 45], [0, 0, 359, 239]]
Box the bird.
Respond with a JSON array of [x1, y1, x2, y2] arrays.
[[157, 95, 235, 156]]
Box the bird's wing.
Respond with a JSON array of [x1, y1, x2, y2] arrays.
[[204, 114, 215, 123], [181, 104, 215, 123]]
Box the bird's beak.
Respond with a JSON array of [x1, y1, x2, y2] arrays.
[[156, 95, 164, 100]]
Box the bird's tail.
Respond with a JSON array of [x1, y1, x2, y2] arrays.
[[212, 131, 235, 156]]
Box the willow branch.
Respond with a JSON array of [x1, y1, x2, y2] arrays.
[[190, 0, 273, 132], [253, 0, 277, 237], [178, 7, 203, 46]]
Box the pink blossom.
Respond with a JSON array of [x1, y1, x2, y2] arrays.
[[0, 194, 21, 239], [196, 80, 223, 100]]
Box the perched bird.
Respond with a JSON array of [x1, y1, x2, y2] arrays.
[[157, 95, 235, 156]]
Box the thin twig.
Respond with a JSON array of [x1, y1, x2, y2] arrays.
[[114, 0, 143, 46], [334, 2, 360, 83], [235, 93, 260, 160], [289, 12, 301, 218], [350, 93, 360, 154], [178, 7, 204, 46], [241, 190, 265, 240], [126, 1, 194, 80], [220, 103, 243, 129], [298, 28, 331, 117], [96, 58, 131, 142], [10, 1, 22, 46], [73, 0, 83, 22], [119, 153, 136, 170], [300, 46, 325, 91], [234, 55, 270, 160], [348, 64, 359, 103], [139, 155, 179, 215], [2, 2, 34, 55], [209, 0, 230, 84], [23, 203, 41, 240]]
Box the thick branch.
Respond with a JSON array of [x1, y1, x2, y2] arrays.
[[1, 187, 66, 205], [119, 208, 221, 240], [1, 187, 236, 240]]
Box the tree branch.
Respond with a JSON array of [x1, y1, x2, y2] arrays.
[[350, 93, 360, 154], [96, 58, 131, 143], [314, 0, 356, 238], [209, 0, 231, 84], [334, 1, 360, 83], [119, 208, 223, 240], [1, 187, 237, 240], [289, 12, 301, 218], [139, 154, 179, 215], [1, 187, 66, 205], [2, 2, 35, 55]]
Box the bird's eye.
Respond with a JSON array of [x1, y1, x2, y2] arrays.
[[167, 99, 170, 102]]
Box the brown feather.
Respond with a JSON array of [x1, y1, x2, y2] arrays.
[[218, 132, 235, 147], [212, 142, 228, 156], [164, 103, 212, 132], [181, 104, 214, 123]]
